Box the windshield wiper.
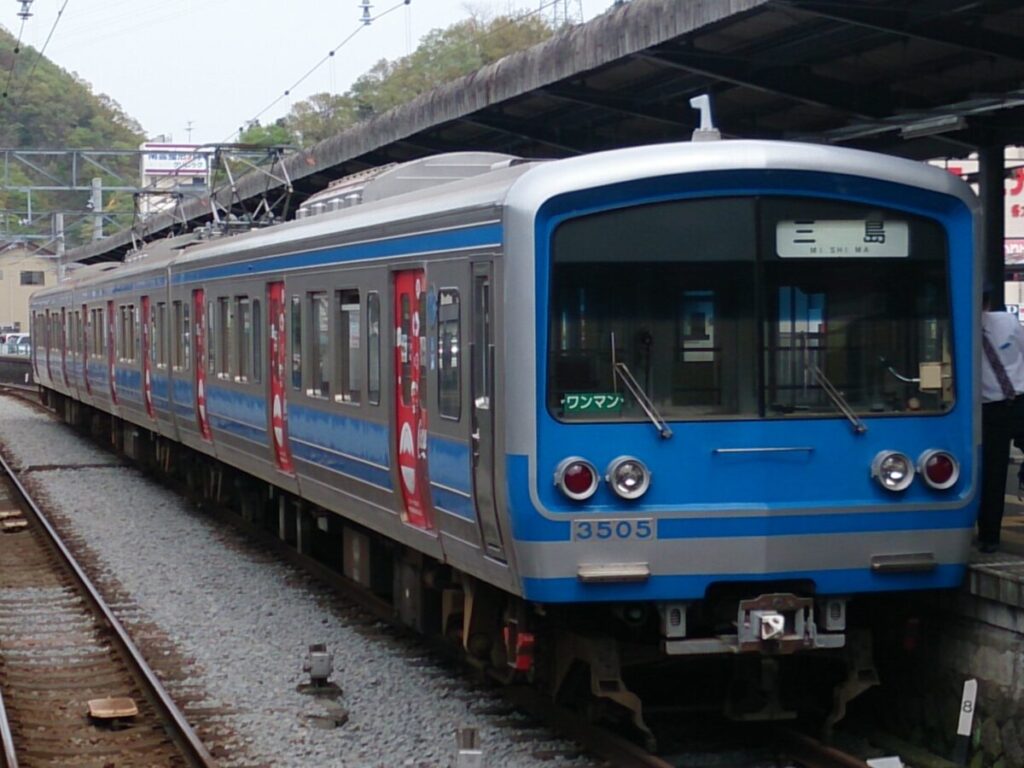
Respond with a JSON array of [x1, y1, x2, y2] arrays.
[[610, 332, 672, 439], [807, 362, 867, 435], [614, 362, 673, 439]]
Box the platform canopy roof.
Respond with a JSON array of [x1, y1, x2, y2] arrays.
[[75, 0, 1024, 262]]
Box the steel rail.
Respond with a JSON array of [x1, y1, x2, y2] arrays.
[[0, 688, 17, 768], [778, 729, 872, 768], [0, 451, 218, 768], [501, 686, 676, 768]]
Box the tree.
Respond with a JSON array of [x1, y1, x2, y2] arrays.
[[238, 119, 296, 147], [281, 11, 554, 146], [287, 93, 358, 147]]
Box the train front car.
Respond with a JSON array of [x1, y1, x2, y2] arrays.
[[501, 141, 978, 727]]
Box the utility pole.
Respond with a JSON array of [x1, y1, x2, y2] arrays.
[[185, 121, 194, 142], [90, 178, 103, 242], [54, 213, 65, 281]]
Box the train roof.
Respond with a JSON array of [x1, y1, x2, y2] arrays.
[[168, 158, 540, 270]]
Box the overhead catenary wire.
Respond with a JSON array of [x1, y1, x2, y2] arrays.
[[18, 0, 72, 99], [2, 14, 29, 102], [1, 0, 72, 110], [228, 0, 411, 143]]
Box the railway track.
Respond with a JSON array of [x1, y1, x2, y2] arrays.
[[0, 450, 216, 768]]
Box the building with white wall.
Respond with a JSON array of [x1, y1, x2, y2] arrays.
[[0, 246, 57, 333]]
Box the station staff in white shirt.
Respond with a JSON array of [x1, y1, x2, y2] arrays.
[[979, 289, 1024, 552]]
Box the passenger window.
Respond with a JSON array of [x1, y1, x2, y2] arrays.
[[156, 302, 167, 368], [290, 295, 302, 391], [172, 302, 183, 370], [251, 299, 262, 384], [218, 297, 233, 379], [335, 289, 361, 404], [438, 289, 460, 420], [207, 301, 216, 373], [308, 292, 330, 398], [367, 292, 381, 405], [119, 305, 136, 362], [133, 305, 140, 362], [237, 297, 251, 383]]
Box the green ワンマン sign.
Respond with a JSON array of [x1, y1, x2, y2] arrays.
[[562, 393, 624, 414]]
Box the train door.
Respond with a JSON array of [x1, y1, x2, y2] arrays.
[[192, 289, 211, 440], [106, 301, 118, 404], [141, 295, 154, 418], [471, 263, 505, 559], [268, 282, 294, 473], [394, 269, 433, 530]]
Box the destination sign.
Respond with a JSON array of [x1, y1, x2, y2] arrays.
[[776, 219, 909, 258]]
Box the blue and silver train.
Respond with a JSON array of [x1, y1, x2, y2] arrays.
[[31, 135, 979, 726]]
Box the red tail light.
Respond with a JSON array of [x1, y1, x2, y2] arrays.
[[918, 450, 959, 490], [555, 458, 599, 501]]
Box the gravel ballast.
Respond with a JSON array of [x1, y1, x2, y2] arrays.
[[0, 396, 597, 767]]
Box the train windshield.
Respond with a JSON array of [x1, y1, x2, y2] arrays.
[[547, 196, 953, 423]]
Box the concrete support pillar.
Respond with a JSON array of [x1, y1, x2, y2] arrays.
[[278, 494, 296, 544], [979, 144, 1006, 307], [296, 508, 312, 556]]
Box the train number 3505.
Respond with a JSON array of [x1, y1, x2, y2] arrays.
[[573, 519, 654, 541]]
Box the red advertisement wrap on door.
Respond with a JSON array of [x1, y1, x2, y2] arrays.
[[141, 296, 154, 418], [107, 300, 118, 405], [193, 290, 211, 440], [395, 270, 433, 530], [268, 282, 294, 473]]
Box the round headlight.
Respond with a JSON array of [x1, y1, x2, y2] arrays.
[[554, 457, 599, 501], [605, 456, 651, 500], [918, 449, 959, 490], [871, 451, 915, 492]]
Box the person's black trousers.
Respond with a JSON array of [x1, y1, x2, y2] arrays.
[[980, 396, 1024, 545]]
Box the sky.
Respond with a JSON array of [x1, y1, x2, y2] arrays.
[[2, 0, 618, 146]]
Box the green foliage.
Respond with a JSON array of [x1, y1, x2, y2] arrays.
[[0, 28, 142, 149], [0, 24, 144, 248], [238, 119, 296, 147], [282, 11, 554, 147]]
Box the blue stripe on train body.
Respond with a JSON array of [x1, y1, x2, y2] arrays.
[[114, 367, 143, 404], [506, 169, 977, 603], [171, 379, 195, 418], [428, 436, 475, 520], [151, 372, 171, 405], [206, 385, 268, 445], [287, 403, 393, 490]]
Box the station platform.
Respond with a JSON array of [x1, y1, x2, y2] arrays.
[[966, 490, 1024, 610]]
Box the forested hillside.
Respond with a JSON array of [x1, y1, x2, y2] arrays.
[[0, 25, 142, 148]]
